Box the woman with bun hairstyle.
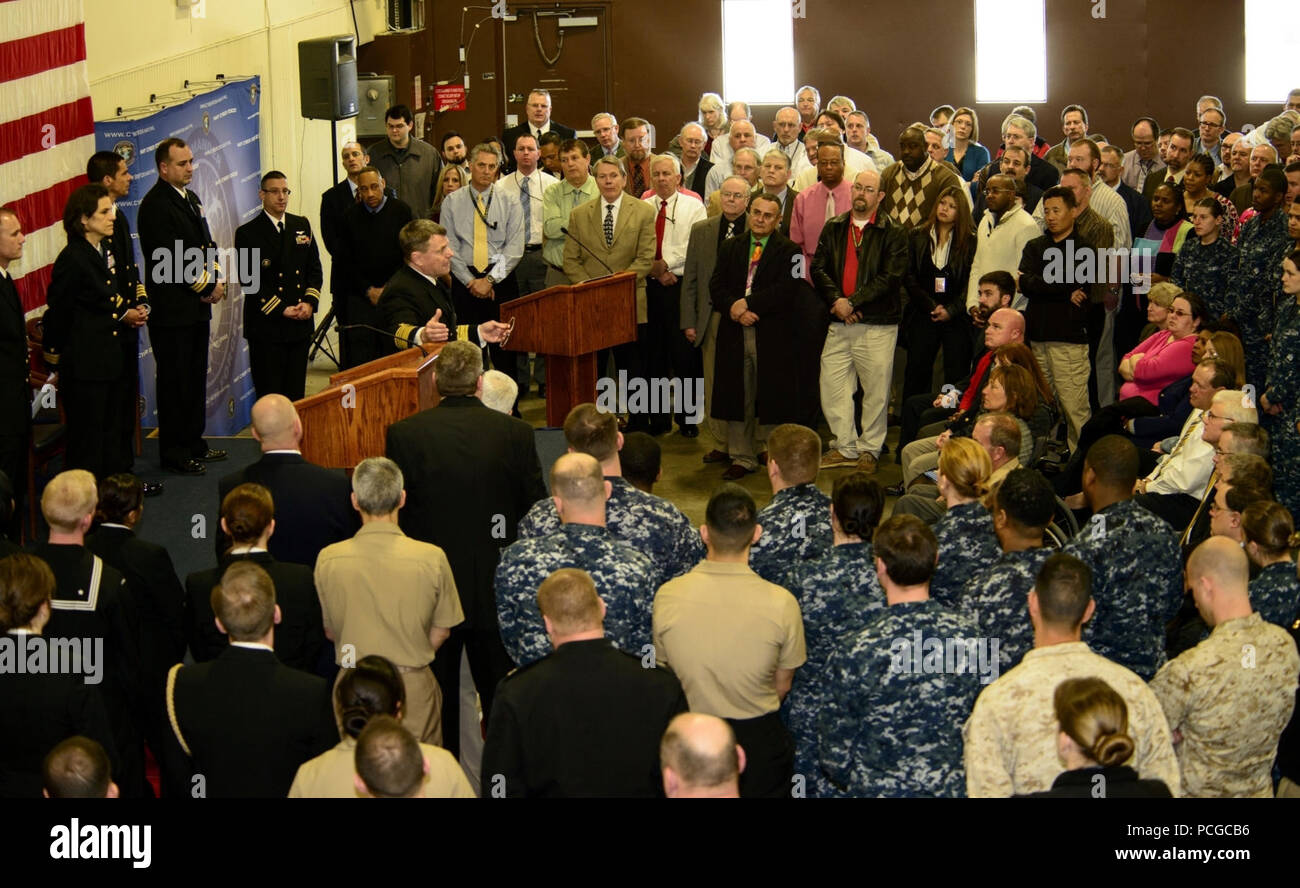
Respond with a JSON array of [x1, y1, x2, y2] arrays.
[[1242, 501, 1300, 628], [783, 472, 886, 797], [1021, 677, 1173, 797], [288, 655, 474, 798], [929, 438, 999, 608]]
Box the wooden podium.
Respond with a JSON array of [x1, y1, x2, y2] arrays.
[[500, 271, 638, 427], [293, 344, 443, 468]]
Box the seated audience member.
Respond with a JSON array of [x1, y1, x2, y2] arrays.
[[496, 453, 657, 667], [314, 458, 465, 745], [819, 515, 982, 798], [215, 394, 358, 567], [164, 561, 336, 798], [749, 424, 832, 583], [899, 279, 1019, 452], [186, 483, 324, 674], [1117, 293, 1206, 406], [962, 469, 1057, 671], [483, 568, 687, 798], [1019, 678, 1172, 798], [42, 736, 119, 799], [0, 554, 116, 799], [899, 411, 1022, 518], [1131, 360, 1233, 528], [1063, 436, 1183, 680], [478, 369, 518, 415], [653, 485, 805, 799], [1150, 538, 1300, 797], [1134, 281, 1180, 342], [289, 656, 473, 798], [519, 404, 704, 581], [782, 473, 885, 796], [1209, 482, 1272, 544], [619, 432, 661, 493], [926, 438, 999, 605], [353, 716, 427, 798], [33, 470, 141, 797], [661, 713, 744, 799], [963, 553, 1181, 797], [85, 473, 186, 760], [1241, 501, 1300, 627]]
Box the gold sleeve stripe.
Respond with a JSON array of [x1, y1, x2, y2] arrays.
[[135, 283, 148, 301], [304, 288, 321, 300], [43, 349, 60, 365], [166, 664, 191, 757], [394, 322, 418, 350], [261, 296, 282, 315], [190, 270, 210, 293]]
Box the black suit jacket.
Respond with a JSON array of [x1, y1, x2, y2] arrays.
[[501, 121, 577, 172], [0, 634, 117, 798], [482, 638, 688, 797], [138, 180, 218, 327], [163, 645, 335, 798], [0, 271, 29, 438], [215, 452, 358, 567], [378, 264, 480, 352], [42, 238, 126, 381], [105, 206, 147, 370], [319, 179, 357, 297], [234, 212, 322, 343], [85, 525, 187, 689], [386, 396, 546, 628], [185, 551, 324, 673]]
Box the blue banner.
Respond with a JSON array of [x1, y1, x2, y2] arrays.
[[94, 77, 262, 437]]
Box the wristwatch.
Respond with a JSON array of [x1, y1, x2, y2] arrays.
[[485, 273, 497, 285]]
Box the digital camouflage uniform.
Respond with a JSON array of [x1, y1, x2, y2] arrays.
[[1229, 209, 1290, 388], [818, 600, 983, 797], [749, 483, 833, 584], [1064, 499, 1184, 680], [1249, 561, 1300, 629], [1263, 297, 1300, 515], [1150, 612, 1300, 797], [930, 501, 1000, 608], [781, 541, 885, 797], [961, 548, 1053, 673], [517, 476, 704, 581], [1169, 234, 1237, 319], [495, 524, 658, 667]]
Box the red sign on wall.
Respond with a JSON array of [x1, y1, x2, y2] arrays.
[[433, 85, 467, 112]]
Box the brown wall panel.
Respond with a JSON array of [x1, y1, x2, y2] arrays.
[[367, 1, 1269, 160]]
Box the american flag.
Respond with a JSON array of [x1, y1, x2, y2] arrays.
[[0, 0, 93, 312]]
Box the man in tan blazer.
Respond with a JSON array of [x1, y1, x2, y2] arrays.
[[563, 154, 656, 428]]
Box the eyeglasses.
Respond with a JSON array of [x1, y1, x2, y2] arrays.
[[261, 188, 291, 196], [720, 190, 749, 200], [1205, 411, 1231, 423], [1133, 139, 1156, 148], [1168, 308, 1191, 317]]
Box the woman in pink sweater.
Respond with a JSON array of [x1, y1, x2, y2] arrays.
[[1117, 292, 1208, 404]]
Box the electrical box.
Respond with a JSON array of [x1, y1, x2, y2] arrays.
[[356, 75, 397, 138]]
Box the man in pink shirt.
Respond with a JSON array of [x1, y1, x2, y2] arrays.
[[789, 142, 853, 279]]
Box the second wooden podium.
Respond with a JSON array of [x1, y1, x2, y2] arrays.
[[500, 271, 637, 427]]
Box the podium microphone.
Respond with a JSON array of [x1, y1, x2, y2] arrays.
[[560, 226, 617, 278]]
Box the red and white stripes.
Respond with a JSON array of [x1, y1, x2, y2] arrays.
[[0, 0, 93, 312]]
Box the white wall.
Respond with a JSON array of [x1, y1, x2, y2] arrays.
[[85, 0, 391, 317]]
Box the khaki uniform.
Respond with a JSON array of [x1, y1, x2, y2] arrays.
[[315, 523, 465, 747], [288, 737, 476, 798], [963, 641, 1181, 797], [1150, 612, 1299, 798]]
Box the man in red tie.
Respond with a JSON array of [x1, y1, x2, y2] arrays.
[[620, 118, 654, 199]]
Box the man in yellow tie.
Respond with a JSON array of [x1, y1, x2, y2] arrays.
[[438, 143, 525, 379]]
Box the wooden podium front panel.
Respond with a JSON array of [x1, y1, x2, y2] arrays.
[[297, 369, 420, 468]]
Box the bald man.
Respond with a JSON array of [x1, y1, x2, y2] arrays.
[[483, 567, 687, 797], [216, 394, 358, 566], [661, 713, 744, 798], [1150, 538, 1300, 797]]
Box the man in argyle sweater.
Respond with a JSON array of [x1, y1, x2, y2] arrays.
[[880, 125, 965, 230]]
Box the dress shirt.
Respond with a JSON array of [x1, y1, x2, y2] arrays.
[[439, 182, 525, 285], [542, 175, 599, 268], [773, 140, 814, 182], [788, 178, 853, 274], [496, 168, 558, 246], [792, 149, 875, 192], [647, 192, 707, 275], [1121, 150, 1166, 192], [1144, 409, 1212, 496], [708, 133, 773, 168]]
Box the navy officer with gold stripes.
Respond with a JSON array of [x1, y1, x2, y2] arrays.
[[380, 219, 511, 352], [234, 170, 323, 401], [44, 184, 144, 479]]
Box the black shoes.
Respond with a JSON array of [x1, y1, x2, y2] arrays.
[[200, 449, 228, 462], [142, 481, 165, 497], [166, 459, 206, 476]]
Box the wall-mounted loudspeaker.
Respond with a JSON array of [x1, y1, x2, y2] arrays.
[[298, 35, 359, 121]]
